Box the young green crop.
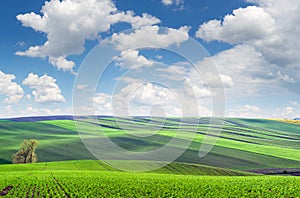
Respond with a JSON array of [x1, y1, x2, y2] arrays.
[[1, 117, 300, 170], [1, 171, 300, 197]]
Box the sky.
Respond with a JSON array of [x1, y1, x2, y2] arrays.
[[0, 0, 299, 118]]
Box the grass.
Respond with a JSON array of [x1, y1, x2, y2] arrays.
[[1, 117, 300, 171], [0, 170, 300, 197], [1, 116, 300, 197], [0, 160, 253, 176]]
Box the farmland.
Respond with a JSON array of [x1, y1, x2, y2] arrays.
[[1, 116, 300, 170], [268, 118, 300, 125], [1, 116, 300, 197], [0, 168, 300, 197]]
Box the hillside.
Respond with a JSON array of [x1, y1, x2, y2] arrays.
[[1, 116, 300, 170], [0, 160, 253, 176]]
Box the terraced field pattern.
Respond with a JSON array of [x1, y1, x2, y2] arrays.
[[1, 116, 300, 197]]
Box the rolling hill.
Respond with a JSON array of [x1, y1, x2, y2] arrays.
[[1, 116, 300, 171]]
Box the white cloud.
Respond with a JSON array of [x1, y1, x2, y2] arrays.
[[129, 83, 178, 106], [21, 106, 39, 115], [108, 11, 160, 29], [204, 73, 234, 88], [110, 25, 190, 51], [185, 79, 211, 98], [228, 104, 262, 118], [5, 105, 13, 112], [196, 0, 300, 93], [20, 106, 64, 116], [16, 0, 160, 72], [48, 57, 76, 72], [156, 63, 189, 81], [162, 0, 173, 5], [115, 50, 154, 70], [0, 70, 24, 103], [275, 106, 296, 118], [22, 73, 65, 103], [276, 71, 295, 83], [244, 104, 261, 112], [114, 76, 143, 84], [195, 44, 282, 98], [93, 93, 113, 115], [93, 82, 181, 116], [91, 79, 213, 117], [290, 101, 298, 106], [162, 0, 184, 8], [95, 84, 180, 117], [156, 55, 163, 60], [196, 6, 275, 44]]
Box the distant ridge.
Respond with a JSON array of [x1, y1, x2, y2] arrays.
[[3, 115, 75, 122], [1, 115, 114, 122]]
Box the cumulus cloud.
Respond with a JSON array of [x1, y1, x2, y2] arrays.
[[16, 0, 160, 72], [48, 57, 76, 72], [156, 63, 189, 81], [129, 83, 178, 106], [108, 11, 160, 29], [110, 25, 190, 51], [195, 44, 286, 97], [115, 50, 154, 70], [205, 73, 234, 88], [92, 79, 213, 117], [196, 0, 300, 94], [196, 6, 275, 44], [93, 93, 113, 115], [185, 79, 211, 98], [0, 70, 24, 103], [93, 83, 181, 116], [22, 73, 65, 103]]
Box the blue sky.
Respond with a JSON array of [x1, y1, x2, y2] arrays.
[[0, 0, 299, 118]]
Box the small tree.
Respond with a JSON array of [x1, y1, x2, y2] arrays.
[[12, 140, 38, 164]]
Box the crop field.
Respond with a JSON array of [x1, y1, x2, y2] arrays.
[[1, 170, 300, 197], [1, 116, 300, 197], [268, 118, 300, 125], [1, 116, 300, 170], [0, 160, 253, 176]]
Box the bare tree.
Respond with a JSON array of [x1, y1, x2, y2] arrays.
[[12, 140, 38, 164]]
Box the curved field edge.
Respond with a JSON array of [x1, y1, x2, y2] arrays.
[[1, 117, 300, 170], [41, 118, 300, 162], [0, 160, 255, 176], [0, 171, 299, 198]]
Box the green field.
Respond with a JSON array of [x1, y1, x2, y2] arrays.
[[0, 160, 258, 197], [0, 160, 253, 176], [1, 160, 300, 197], [1, 117, 300, 170], [2, 170, 300, 197], [1, 116, 300, 197]]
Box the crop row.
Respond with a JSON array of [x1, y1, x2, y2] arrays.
[[1, 171, 300, 197]]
